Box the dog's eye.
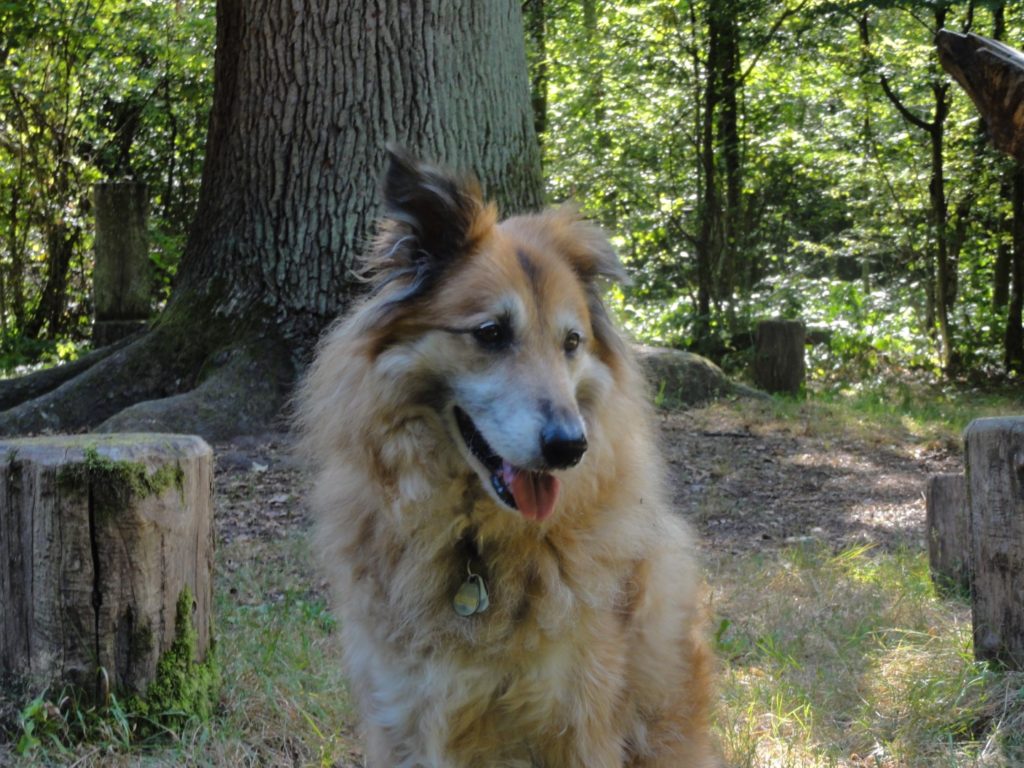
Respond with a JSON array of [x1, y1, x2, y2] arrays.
[[473, 321, 511, 350], [564, 331, 581, 353]]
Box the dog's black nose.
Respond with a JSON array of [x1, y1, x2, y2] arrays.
[[540, 423, 588, 469]]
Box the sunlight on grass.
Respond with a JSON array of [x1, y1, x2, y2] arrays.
[[710, 543, 1024, 767], [713, 384, 1023, 453]]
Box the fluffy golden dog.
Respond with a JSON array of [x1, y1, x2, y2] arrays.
[[297, 150, 718, 767]]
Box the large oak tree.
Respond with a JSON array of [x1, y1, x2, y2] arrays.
[[0, 0, 542, 439]]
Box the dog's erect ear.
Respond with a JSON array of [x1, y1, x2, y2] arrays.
[[373, 147, 496, 277], [550, 205, 629, 285]]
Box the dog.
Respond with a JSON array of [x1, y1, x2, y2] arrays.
[[296, 149, 719, 768]]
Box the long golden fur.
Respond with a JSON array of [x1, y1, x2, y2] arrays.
[[297, 150, 719, 767]]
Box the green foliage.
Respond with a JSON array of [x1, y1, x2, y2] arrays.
[[541, 0, 1023, 382], [0, 0, 214, 369]]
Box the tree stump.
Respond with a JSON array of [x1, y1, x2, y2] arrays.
[[752, 319, 805, 395], [964, 417, 1024, 668], [0, 434, 213, 704], [925, 473, 970, 594], [93, 181, 152, 347]]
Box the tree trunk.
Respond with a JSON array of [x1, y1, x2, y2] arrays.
[[0, 434, 214, 704], [179, 0, 543, 348], [964, 417, 1024, 669], [752, 319, 805, 395], [695, 7, 722, 335], [0, 0, 543, 440], [714, 0, 742, 300], [930, 81, 956, 373], [23, 222, 79, 342], [870, 10, 957, 373], [1008, 169, 1024, 372], [925, 473, 970, 594]]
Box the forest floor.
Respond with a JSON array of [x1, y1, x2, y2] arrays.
[[213, 396, 962, 576], [204, 395, 988, 768], [5, 392, 1024, 767]]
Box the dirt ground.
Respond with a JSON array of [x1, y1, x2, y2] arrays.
[[212, 400, 962, 560]]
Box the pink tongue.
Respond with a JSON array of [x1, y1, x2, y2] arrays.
[[502, 461, 560, 521]]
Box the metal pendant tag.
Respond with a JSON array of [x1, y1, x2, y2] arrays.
[[453, 573, 489, 617]]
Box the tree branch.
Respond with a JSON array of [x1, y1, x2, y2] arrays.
[[859, 15, 934, 133]]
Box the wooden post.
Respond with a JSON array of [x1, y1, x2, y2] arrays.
[[925, 473, 970, 593], [0, 434, 213, 703], [92, 181, 152, 347], [964, 417, 1024, 668], [752, 319, 805, 395]]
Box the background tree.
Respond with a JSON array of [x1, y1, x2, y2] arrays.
[[0, 0, 213, 359], [4, 0, 1023, 416], [0, 0, 542, 439]]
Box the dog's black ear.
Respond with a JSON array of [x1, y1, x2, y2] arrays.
[[377, 146, 495, 269]]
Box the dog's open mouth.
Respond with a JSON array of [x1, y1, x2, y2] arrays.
[[454, 407, 560, 522]]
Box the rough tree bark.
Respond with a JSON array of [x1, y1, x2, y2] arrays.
[[936, 29, 1024, 163], [0, 434, 213, 702], [964, 417, 1024, 669], [752, 319, 805, 395], [0, 0, 542, 441], [925, 472, 970, 594]]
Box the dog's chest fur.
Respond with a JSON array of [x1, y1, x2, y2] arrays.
[[328, 466, 651, 767]]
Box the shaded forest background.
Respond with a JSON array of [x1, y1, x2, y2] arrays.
[[2, 0, 1023, 387]]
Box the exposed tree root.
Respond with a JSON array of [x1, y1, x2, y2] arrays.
[[0, 309, 295, 441], [0, 334, 137, 411], [97, 340, 294, 441]]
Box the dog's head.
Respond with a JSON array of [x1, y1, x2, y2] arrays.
[[363, 148, 628, 522]]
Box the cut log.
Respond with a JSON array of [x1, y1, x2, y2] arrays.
[[752, 319, 805, 396], [92, 181, 152, 347], [0, 434, 213, 703], [925, 473, 970, 594], [936, 30, 1024, 163], [964, 416, 1024, 668]]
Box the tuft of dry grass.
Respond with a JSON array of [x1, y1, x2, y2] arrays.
[[709, 543, 1024, 767]]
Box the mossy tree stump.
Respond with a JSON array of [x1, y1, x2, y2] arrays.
[[0, 434, 213, 703], [925, 473, 971, 594], [964, 417, 1024, 669], [752, 319, 806, 396]]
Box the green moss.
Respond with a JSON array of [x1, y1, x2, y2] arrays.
[[58, 445, 185, 517], [14, 588, 218, 755], [129, 619, 155, 661], [130, 586, 220, 728]]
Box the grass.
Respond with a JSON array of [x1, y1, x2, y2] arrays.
[[715, 379, 1024, 454], [1, 535, 358, 767], [710, 543, 1024, 767], [3, 383, 1023, 766]]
